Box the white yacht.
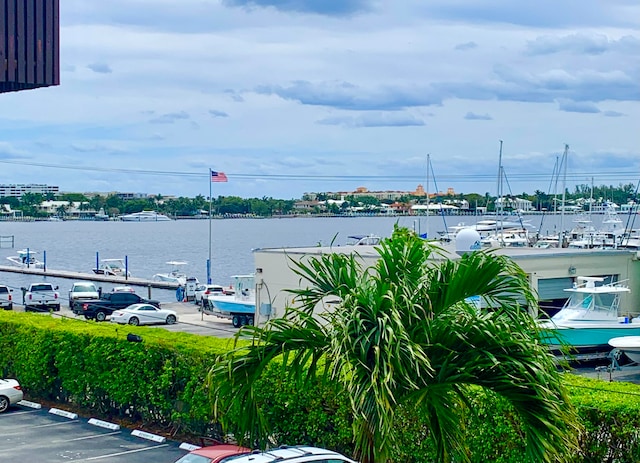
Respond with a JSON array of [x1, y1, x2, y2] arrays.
[[6, 249, 45, 269], [120, 211, 171, 222]]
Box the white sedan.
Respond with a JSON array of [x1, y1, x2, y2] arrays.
[[110, 303, 178, 326], [0, 378, 24, 413]]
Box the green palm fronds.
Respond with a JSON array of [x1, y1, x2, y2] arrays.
[[208, 225, 580, 463]]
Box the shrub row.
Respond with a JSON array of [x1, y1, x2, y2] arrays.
[[3, 312, 640, 462]]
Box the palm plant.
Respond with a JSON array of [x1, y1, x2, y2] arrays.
[[208, 226, 580, 463]]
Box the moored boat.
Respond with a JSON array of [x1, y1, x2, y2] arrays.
[[608, 336, 640, 364], [120, 211, 171, 222], [6, 249, 45, 269], [153, 261, 189, 285], [93, 258, 131, 277]]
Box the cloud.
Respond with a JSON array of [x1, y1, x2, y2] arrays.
[[317, 112, 426, 128], [464, 112, 492, 120], [256, 80, 442, 110], [455, 41, 478, 51], [557, 100, 601, 113], [149, 111, 190, 124], [209, 110, 230, 118], [87, 63, 113, 74], [221, 0, 371, 16], [0, 142, 27, 159], [525, 33, 640, 56], [224, 90, 245, 102], [603, 110, 625, 117]]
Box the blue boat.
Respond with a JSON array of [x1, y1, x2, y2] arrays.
[[540, 276, 640, 353], [204, 274, 256, 328]]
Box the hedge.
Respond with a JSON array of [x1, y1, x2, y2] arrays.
[[3, 311, 640, 462]]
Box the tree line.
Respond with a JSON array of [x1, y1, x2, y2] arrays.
[[0, 181, 637, 218]]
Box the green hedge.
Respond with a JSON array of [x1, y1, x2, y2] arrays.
[[3, 312, 640, 462]]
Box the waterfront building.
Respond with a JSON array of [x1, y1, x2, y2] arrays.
[[0, 183, 59, 198]]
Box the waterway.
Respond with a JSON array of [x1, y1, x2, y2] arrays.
[[0, 213, 631, 303]]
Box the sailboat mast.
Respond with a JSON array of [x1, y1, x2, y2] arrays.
[[560, 144, 569, 246], [497, 140, 504, 217]]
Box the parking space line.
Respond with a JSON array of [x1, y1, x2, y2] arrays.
[[84, 443, 169, 460], [34, 420, 79, 429], [0, 409, 40, 417], [54, 431, 122, 442]]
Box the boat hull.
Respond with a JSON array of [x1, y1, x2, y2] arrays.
[[541, 322, 640, 351], [207, 296, 255, 316], [608, 336, 640, 363]]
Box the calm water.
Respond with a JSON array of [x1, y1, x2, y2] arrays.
[[0, 214, 621, 303]]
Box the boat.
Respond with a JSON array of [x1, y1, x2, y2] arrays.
[[539, 276, 640, 353], [94, 208, 109, 221], [345, 235, 381, 246], [153, 261, 190, 285], [480, 228, 533, 248], [93, 258, 131, 277], [120, 211, 171, 222], [6, 249, 45, 269], [608, 336, 640, 364], [204, 274, 256, 328]]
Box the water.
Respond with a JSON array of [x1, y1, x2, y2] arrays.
[[0, 214, 623, 303]]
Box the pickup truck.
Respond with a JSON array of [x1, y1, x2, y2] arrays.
[[68, 282, 100, 311], [22, 283, 60, 312], [74, 292, 160, 321]]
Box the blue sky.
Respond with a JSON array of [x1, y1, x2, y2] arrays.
[[0, 0, 638, 200]]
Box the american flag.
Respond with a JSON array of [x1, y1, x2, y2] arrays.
[[211, 171, 228, 182]]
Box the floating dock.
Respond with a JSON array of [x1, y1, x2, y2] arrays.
[[0, 265, 180, 290]]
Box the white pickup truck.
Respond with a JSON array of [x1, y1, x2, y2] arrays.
[[22, 283, 60, 312]]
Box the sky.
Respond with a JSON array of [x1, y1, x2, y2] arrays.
[[0, 0, 638, 200]]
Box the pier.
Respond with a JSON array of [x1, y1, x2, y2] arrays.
[[0, 265, 180, 290]]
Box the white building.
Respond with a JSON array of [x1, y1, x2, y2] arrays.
[[0, 183, 59, 198]]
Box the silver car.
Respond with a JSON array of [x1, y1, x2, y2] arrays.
[[0, 378, 24, 413]]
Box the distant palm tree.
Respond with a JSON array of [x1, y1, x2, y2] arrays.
[[208, 227, 580, 463]]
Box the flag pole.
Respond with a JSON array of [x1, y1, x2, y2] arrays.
[[208, 169, 212, 284]]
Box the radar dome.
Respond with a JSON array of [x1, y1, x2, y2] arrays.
[[455, 228, 481, 255]]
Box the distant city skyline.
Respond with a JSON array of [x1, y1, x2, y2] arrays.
[[0, 1, 638, 199]]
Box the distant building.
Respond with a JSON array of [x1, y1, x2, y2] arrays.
[[0, 183, 59, 198], [1, 0, 60, 94]]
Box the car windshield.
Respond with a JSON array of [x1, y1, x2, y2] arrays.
[[31, 284, 52, 291], [74, 284, 96, 293]]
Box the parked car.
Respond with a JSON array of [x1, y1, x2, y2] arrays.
[[75, 291, 161, 321], [110, 303, 178, 326], [195, 284, 225, 306], [173, 444, 252, 463], [0, 285, 13, 310], [200, 446, 358, 463], [68, 282, 100, 310], [0, 378, 24, 413]]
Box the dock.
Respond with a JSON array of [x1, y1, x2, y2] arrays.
[[0, 265, 180, 290]]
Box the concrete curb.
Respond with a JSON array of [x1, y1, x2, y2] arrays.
[[49, 408, 78, 420], [131, 429, 166, 443], [88, 418, 120, 430]]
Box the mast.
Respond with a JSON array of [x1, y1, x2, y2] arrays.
[[497, 140, 504, 218], [560, 144, 569, 246], [425, 153, 430, 238]]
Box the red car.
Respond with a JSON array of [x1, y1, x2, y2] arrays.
[[174, 444, 252, 463]]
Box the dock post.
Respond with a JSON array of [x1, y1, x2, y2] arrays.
[[148, 285, 151, 299], [96, 252, 99, 273], [43, 250, 47, 272], [125, 256, 129, 280]]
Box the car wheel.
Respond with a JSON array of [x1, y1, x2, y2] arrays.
[[128, 317, 139, 326], [248, 316, 254, 326], [53, 305, 60, 312], [95, 311, 107, 322], [232, 315, 241, 328], [7, 303, 12, 310], [166, 314, 177, 325], [0, 395, 9, 413]]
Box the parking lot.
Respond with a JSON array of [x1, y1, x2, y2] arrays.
[[10, 301, 242, 338], [0, 402, 192, 462]]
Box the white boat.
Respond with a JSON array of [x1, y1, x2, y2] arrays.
[[480, 228, 533, 248], [608, 336, 640, 363], [120, 211, 171, 222], [153, 261, 189, 285], [6, 249, 45, 269], [539, 276, 640, 353], [345, 234, 381, 246], [94, 208, 109, 221], [204, 274, 256, 328], [93, 258, 131, 277]]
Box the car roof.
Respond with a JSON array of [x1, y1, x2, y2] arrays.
[[191, 444, 252, 461], [220, 446, 356, 463]]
